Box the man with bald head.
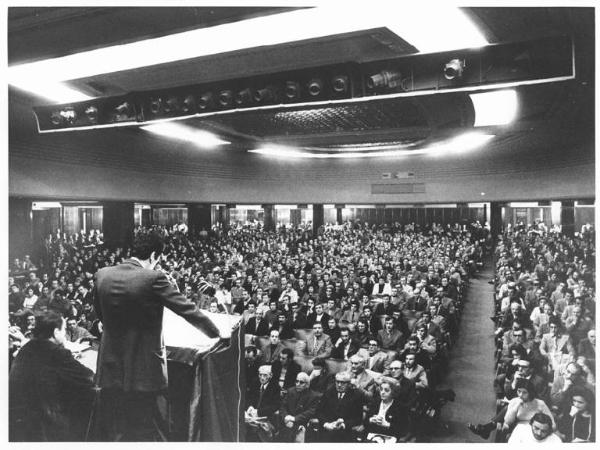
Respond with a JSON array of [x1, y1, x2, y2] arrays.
[[278, 372, 320, 442]]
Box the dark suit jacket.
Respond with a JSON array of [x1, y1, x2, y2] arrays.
[[280, 387, 321, 426], [93, 259, 220, 392], [306, 312, 331, 330], [262, 342, 285, 364], [330, 339, 361, 360], [365, 399, 410, 439], [246, 316, 271, 337], [247, 379, 281, 420], [272, 360, 302, 390], [9, 339, 95, 441], [317, 386, 364, 428], [291, 312, 307, 330]]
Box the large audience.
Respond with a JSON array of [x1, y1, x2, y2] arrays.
[[468, 221, 596, 443], [8, 217, 595, 442]]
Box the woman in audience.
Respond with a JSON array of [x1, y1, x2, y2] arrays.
[[556, 386, 595, 442], [501, 379, 554, 442], [364, 378, 411, 441]]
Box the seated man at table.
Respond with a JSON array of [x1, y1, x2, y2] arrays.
[[278, 372, 321, 442]]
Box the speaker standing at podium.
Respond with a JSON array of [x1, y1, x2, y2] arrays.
[[92, 232, 221, 441]]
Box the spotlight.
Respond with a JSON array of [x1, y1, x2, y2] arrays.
[[163, 96, 180, 113], [253, 86, 277, 103], [181, 95, 196, 113], [444, 59, 465, 80], [52, 107, 77, 125], [113, 101, 135, 122], [332, 75, 349, 94], [149, 97, 162, 114], [198, 92, 214, 110], [84, 105, 99, 123], [367, 70, 402, 89], [307, 79, 324, 97], [218, 90, 234, 107], [284, 81, 301, 100], [235, 88, 253, 106], [50, 111, 64, 126]]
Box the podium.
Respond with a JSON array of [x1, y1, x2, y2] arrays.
[[163, 309, 245, 442], [82, 310, 245, 442]]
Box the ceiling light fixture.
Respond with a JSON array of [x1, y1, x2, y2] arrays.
[[250, 132, 494, 159], [140, 122, 230, 148], [8, 6, 487, 102]]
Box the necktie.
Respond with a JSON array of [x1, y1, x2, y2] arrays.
[[313, 338, 318, 353], [338, 393, 343, 400]]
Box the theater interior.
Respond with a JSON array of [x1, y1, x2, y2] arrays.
[[7, 4, 596, 444]]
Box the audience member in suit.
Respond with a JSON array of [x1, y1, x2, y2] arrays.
[[413, 310, 443, 341], [538, 318, 575, 370], [364, 378, 412, 441], [245, 346, 260, 400], [359, 338, 391, 373], [377, 316, 406, 354], [577, 329, 595, 375], [272, 348, 302, 392], [349, 354, 376, 401], [314, 372, 365, 442], [9, 311, 95, 441], [302, 323, 333, 358], [275, 313, 295, 340], [361, 305, 382, 335], [309, 357, 336, 394], [291, 303, 308, 329], [278, 372, 321, 442], [245, 365, 281, 441], [261, 329, 285, 364], [325, 317, 342, 345], [374, 295, 397, 317], [400, 335, 432, 371], [246, 308, 271, 337], [331, 328, 360, 360], [340, 302, 361, 328], [306, 303, 331, 331], [352, 319, 375, 347]]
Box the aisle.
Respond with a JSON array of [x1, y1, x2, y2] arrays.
[[431, 260, 497, 442]]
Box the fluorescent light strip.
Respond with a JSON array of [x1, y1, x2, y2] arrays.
[[250, 132, 494, 159], [9, 5, 486, 102], [470, 90, 518, 127], [140, 122, 230, 148]]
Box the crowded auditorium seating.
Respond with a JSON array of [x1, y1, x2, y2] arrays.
[[468, 221, 596, 443], [9, 219, 482, 442]]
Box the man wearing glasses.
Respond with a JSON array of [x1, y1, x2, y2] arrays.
[[278, 372, 320, 442]]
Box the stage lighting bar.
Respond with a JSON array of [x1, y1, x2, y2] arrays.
[[33, 36, 573, 133], [34, 95, 139, 131]]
